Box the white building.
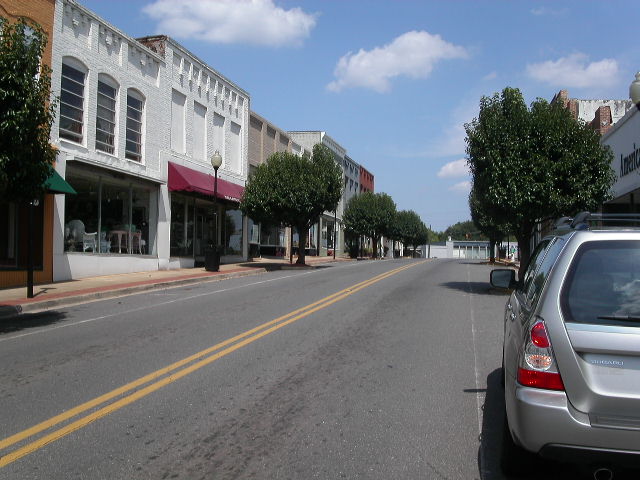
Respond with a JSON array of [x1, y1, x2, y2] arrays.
[[601, 104, 640, 212], [51, 0, 249, 280]]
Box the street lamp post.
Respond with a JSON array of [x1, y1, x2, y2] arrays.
[[206, 150, 223, 272], [630, 72, 640, 107]]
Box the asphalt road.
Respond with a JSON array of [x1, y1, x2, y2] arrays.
[[0, 258, 570, 479]]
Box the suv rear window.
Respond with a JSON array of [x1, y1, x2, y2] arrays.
[[561, 240, 640, 327]]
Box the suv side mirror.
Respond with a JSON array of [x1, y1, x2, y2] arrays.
[[490, 269, 517, 289]]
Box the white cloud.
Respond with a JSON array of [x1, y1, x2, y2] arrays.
[[526, 53, 619, 88], [142, 0, 317, 47], [483, 71, 497, 81], [437, 159, 469, 178], [327, 30, 468, 93], [531, 7, 568, 16], [449, 181, 471, 194]]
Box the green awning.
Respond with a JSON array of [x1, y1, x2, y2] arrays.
[[44, 167, 76, 194]]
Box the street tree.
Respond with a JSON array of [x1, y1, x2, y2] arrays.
[[465, 87, 615, 274], [469, 186, 507, 263], [394, 210, 428, 257], [444, 220, 479, 241], [240, 144, 342, 265], [343, 192, 396, 258], [0, 17, 57, 202]]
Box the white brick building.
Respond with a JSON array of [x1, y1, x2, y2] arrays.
[[51, 0, 249, 280]]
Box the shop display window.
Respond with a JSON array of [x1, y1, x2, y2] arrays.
[[223, 207, 243, 256], [64, 169, 152, 255]]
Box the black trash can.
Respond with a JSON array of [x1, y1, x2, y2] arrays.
[[205, 246, 221, 272]]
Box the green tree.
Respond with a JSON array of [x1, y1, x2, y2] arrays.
[[394, 210, 428, 257], [469, 187, 507, 263], [240, 144, 342, 265], [0, 17, 57, 202], [343, 192, 396, 258], [465, 87, 615, 274], [444, 220, 478, 241]]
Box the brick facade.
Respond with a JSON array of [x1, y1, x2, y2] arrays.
[[0, 0, 57, 288], [551, 89, 632, 136]]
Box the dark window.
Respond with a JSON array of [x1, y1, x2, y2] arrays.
[[521, 240, 550, 295], [60, 63, 85, 143], [125, 91, 144, 162], [561, 240, 640, 327], [525, 237, 564, 306], [95, 79, 117, 154]]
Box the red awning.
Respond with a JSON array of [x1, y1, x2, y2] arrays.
[[168, 162, 244, 202]]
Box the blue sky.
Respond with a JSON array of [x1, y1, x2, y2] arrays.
[[79, 0, 640, 231]]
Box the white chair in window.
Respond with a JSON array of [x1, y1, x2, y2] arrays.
[[65, 219, 96, 252], [83, 232, 97, 252], [131, 231, 143, 254], [99, 231, 111, 253]]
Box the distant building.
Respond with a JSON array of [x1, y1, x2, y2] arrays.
[[551, 89, 633, 136], [601, 100, 640, 213], [247, 111, 310, 257], [288, 131, 348, 256], [359, 165, 374, 193]]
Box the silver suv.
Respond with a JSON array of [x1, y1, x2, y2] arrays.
[[491, 213, 640, 479]]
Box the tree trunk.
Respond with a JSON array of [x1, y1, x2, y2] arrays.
[[297, 225, 307, 265], [516, 233, 531, 280], [488, 237, 496, 263], [372, 233, 378, 259]]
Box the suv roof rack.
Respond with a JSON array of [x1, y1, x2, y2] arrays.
[[560, 212, 640, 230]]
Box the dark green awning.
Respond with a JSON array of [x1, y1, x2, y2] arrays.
[[44, 167, 76, 194]]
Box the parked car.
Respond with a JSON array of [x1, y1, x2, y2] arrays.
[[491, 213, 640, 479]]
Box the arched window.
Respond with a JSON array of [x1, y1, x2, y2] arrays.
[[59, 57, 88, 143], [95, 73, 118, 154], [126, 89, 144, 162]]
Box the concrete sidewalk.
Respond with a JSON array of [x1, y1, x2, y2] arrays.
[[0, 256, 351, 319]]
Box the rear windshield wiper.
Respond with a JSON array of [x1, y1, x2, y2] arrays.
[[597, 315, 640, 322]]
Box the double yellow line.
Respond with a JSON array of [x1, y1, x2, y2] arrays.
[[0, 261, 423, 467]]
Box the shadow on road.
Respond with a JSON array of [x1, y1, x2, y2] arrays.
[[0, 310, 68, 334], [440, 281, 511, 296], [478, 368, 506, 479]]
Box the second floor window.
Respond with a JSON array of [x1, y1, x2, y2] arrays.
[[59, 63, 85, 143], [95, 77, 117, 154], [125, 90, 144, 162]]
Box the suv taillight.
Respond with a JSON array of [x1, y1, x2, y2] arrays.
[[517, 317, 565, 391]]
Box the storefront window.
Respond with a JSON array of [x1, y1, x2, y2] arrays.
[[170, 194, 194, 256], [322, 220, 335, 249], [64, 175, 99, 252], [64, 167, 153, 255], [194, 203, 215, 257], [223, 207, 243, 256]]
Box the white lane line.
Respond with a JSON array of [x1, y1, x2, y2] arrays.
[[1, 261, 367, 343], [0, 271, 316, 343], [467, 265, 486, 478]]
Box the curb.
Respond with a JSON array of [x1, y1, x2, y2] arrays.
[[0, 268, 267, 320]]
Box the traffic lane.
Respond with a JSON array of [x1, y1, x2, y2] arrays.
[[2, 258, 428, 476], [175, 258, 504, 479], [0, 261, 386, 441], [23, 259, 482, 479]]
